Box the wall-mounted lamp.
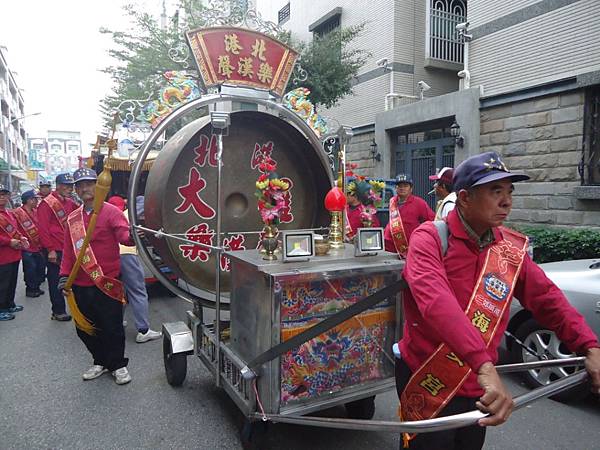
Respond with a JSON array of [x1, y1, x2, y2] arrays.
[[450, 121, 465, 147], [370, 139, 381, 162]]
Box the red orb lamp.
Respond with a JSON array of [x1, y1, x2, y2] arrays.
[[324, 186, 347, 249]]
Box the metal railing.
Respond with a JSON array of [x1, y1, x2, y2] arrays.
[[428, 2, 466, 64]]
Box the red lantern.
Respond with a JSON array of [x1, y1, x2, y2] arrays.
[[324, 187, 347, 212]]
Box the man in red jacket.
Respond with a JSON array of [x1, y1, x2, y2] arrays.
[[37, 173, 77, 321], [59, 168, 134, 385], [14, 190, 45, 298], [396, 152, 600, 450], [384, 174, 434, 256], [0, 184, 26, 321]]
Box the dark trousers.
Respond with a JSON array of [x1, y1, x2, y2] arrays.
[[22, 251, 45, 291], [73, 284, 128, 372], [0, 261, 19, 311], [395, 358, 486, 450], [45, 250, 66, 315]]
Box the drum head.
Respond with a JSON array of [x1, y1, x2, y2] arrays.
[[145, 110, 332, 296]]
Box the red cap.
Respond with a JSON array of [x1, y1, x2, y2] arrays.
[[429, 167, 454, 185], [108, 195, 126, 211]]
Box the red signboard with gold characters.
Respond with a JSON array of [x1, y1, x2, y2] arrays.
[[186, 26, 299, 97]]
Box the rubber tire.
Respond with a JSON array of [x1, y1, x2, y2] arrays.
[[163, 335, 187, 386], [240, 419, 268, 450], [511, 318, 588, 402], [345, 395, 376, 420]]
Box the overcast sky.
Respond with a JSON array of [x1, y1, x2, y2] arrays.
[[0, 0, 168, 147]]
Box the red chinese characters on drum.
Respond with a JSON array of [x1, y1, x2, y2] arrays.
[[174, 134, 294, 269], [220, 234, 246, 272], [179, 223, 214, 263]]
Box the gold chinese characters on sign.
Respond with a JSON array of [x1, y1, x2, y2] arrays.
[[186, 26, 299, 97]]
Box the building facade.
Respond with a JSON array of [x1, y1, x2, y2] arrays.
[[255, 0, 467, 178], [471, 0, 600, 229], [0, 47, 30, 193], [44, 130, 82, 180]]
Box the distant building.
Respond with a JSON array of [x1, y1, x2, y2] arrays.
[[0, 47, 31, 192], [45, 130, 82, 179]]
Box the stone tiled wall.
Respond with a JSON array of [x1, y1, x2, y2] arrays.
[[480, 90, 600, 229], [346, 131, 376, 178]]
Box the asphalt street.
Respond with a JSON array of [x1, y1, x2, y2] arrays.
[[1, 277, 599, 450]]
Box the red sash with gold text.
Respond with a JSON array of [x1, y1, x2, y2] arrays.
[[13, 207, 40, 248], [68, 209, 124, 303], [0, 211, 22, 240], [400, 228, 527, 429], [389, 196, 409, 257], [43, 194, 68, 229]]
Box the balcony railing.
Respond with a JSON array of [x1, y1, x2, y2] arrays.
[[427, 0, 467, 65]]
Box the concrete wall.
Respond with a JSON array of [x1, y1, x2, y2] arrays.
[[375, 87, 481, 178], [480, 89, 600, 229]]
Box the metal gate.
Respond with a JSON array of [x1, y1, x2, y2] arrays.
[[395, 137, 455, 209]]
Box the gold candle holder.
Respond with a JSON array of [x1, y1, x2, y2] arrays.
[[328, 210, 344, 249]]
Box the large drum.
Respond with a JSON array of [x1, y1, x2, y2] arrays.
[[144, 109, 333, 298]]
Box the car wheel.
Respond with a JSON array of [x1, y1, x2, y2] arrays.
[[511, 318, 588, 402]]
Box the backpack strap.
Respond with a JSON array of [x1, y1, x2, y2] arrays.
[[433, 220, 449, 256]]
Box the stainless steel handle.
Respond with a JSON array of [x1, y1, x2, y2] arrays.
[[250, 367, 589, 433]]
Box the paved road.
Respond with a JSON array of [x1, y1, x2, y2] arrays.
[[1, 278, 598, 449]]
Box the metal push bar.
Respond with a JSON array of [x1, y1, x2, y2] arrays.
[[249, 358, 588, 433]]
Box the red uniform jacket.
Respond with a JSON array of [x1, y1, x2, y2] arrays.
[[14, 207, 41, 253], [60, 203, 133, 286], [346, 204, 381, 237], [37, 192, 78, 252], [0, 209, 22, 265], [384, 194, 434, 252], [400, 209, 599, 397]]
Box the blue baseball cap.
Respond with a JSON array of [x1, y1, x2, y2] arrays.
[[73, 168, 98, 183], [21, 190, 36, 203], [0, 184, 9, 193], [395, 173, 413, 185], [55, 173, 75, 185], [453, 151, 529, 192]]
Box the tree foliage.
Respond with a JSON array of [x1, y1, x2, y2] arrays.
[[288, 24, 370, 110], [100, 1, 369, 125]]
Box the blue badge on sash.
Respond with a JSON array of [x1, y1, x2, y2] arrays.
[[484, 273, 509, 302], [76, 238, 84, 250]]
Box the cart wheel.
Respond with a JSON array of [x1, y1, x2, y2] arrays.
[[163, 335, 187, 386], [345, 395, 376, 420], [240, 419, 268, 450]]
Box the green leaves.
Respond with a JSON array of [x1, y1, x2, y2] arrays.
[[518, 225, 600, 263]]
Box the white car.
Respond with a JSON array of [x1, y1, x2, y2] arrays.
[[505, 258, 600, 401]]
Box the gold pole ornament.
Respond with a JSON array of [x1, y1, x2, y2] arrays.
[[63, 119, 118, 335]]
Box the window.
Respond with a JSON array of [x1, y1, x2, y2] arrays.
[[33, 143, 44, 150], [309, 8, 341, 38], [278, 3, 290, 25], [68, 144, 79, 151], [51, 144, 61, 151], [582, 85, 600, 185], [428, 0, 467, 64]]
